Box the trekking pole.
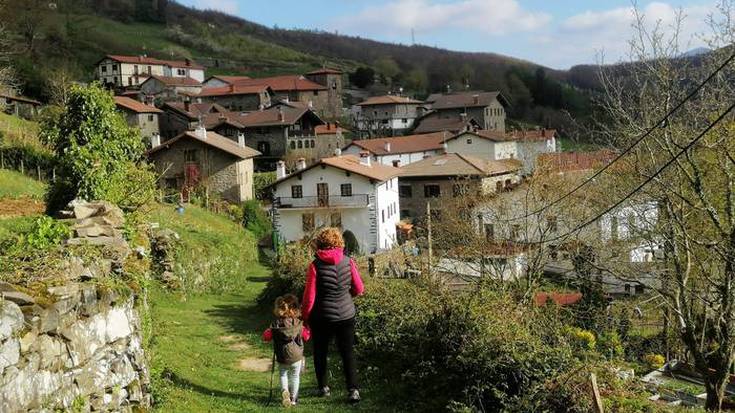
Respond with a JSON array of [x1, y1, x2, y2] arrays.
[[266, 350, 276, 406]]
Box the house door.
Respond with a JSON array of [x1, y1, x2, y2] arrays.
[[317, 183, 329, 207]]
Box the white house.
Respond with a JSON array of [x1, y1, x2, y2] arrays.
[[95, 55, 205, 88], [269, 154, 401, 253], [512, 129, 557, 175], [353, 95, 425, 137], [342, 131, 449, 167], [444, 129, 518, 161]]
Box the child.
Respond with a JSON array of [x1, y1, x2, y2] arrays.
[[263, 294, 311, 407]]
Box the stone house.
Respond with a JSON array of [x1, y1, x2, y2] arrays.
[[0, 93, 41, 119], [353, 95, 424, 137], [159, 101, 229, 139], [113, 96, 161, 141], [342, 131, 449, 167], [147, 127, 260, 203], [139, 75, 203, 101], [196, 84, 273, 112], [412, 111, 481, 134], [268, 153, 400, 253], [427, 91, 508, 133], [95, 55, 205, 88], [313, 123, 346, 161], [396, 153, 521, 220]]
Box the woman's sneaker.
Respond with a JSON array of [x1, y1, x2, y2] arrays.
[[317, 386, 331, 397], [281, 389, 291, 408], [348, 388, 361, 404]]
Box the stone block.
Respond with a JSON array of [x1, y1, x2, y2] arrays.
[[0, 281, 18, 293], [40, 308, 60, 334], [75, 224, 116, 238], [0, 338, 20, 375], [0, 301, 24, 341], [37, 334, 65, 370], [1, 291, 35, 306], [60, 314, 107, 367], [105, 307, 132, 343], [72, 204, 99, 220], [19, 330, 37, 354], [48, 284, 81, 300]]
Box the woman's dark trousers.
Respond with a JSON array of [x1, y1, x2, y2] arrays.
[[311, 317, 358, 390]]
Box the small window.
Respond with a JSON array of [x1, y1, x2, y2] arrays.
[[510, 224, 521, 240], [399, 185, 412, 198], [331, 213, 342, 228], [402, 118, 408, 123], [340, 184, 352, 197], [381, 210, 385, 223], [635, 284, 645, 294], [290, 141, 296, 150], [313, 90, 319, 96], [148, 114, 154, 122], [101, 66, 107, 73], [466, 138, 472, 144], [184, 149, 198, 162], [424, 184, 440, 198], [302, 213, 315, 232], [291, 185, 303, 198], [624, 284, 631, 293], [297, 140, 303, 149]]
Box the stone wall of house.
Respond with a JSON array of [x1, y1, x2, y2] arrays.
[[0, 200, 151, 412]]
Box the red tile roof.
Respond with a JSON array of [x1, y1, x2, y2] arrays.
[[398, 153, 521, 178], [537, 150, 616, 173], [216, 75, 326, 92], [147, 129, 260, 159], [202, 103, 322, 129], [102, 54, 204, 70], [510, 129, 557, 142], [270, 155, 400, 188], [198, 84, 271, 97], [534, 292, 583, 306], [413, 113, 480, 134], [315, 123, 345, 135], [431, 91, 508, 110], [163, 102, 229, 120], [143, 75, 202, 87], [356, 95, 424, 106], [114, 96, 161, 114], [346, 132, 449, 155], [207, 75, 251, 83]]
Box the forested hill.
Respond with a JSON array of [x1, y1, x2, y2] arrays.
[[3, 0, 600, 135]]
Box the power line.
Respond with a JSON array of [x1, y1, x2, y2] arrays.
[[529, 99, 735, 246], [501, 51, 735, 223]]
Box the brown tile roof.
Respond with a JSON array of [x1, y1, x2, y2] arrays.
[[216, 75, 326, 92], [346, 132, 449, 155], [315, 123, 345, 135], [147, 129, 260, 159], [271, 155, 399, 188], [114, 96, 161, 114], [198, 84, 271, 97], [537, 150, 616, 173], [0, 93, 41, 105], [102, 55, 204, 70], [413, 113, 480, 134], [356, 95, 424, 106], [143, 75, 202, 87], [398, 153, 521, 178], [306, 68, 343, 75], [431, 91, 508, 110], [446, 129, 514, 143], [207, 75, 251, 83], [200, 103, 323, 129], [510, 129, 557, 142], [163, 102, 229, 120]]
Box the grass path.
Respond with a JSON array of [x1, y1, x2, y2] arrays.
[[149, 261, 391, 412]]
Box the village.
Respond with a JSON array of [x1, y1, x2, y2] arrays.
[[1, 1, 734, 412]]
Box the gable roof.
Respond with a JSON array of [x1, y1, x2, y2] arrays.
[[537, 150, 616, 173], [398, 153, 521, 178], [114, 96, 161, 114], [101, 55, 204, 70], [147, 130, 260, 159], [345, 132, 449, 155], [270, 155, 399, 188], [356, 95, 424, 106], [198, 84, 272, 97], [305, 68, 343, 75], [206, 75, 251, 83], [163, 102, 229, 120], [431, 91, 508, 110], [315, 123, 345, 135], [510, 128, 557, 142], [447, 129, 515, 143], [202, 103, 324, 129], [413, 113, 481, 134], [0, 93, 41, 106], [211, 75, 327, 92], [142, 75, 202, 87]]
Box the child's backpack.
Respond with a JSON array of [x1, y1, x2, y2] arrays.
[[271, 318, 304, 365]]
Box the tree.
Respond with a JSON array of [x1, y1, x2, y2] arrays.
[[348, 67, 375, 89], [597, 3, 735, 409], [41, 83, 156, 213], [374, 56, 400, 85]]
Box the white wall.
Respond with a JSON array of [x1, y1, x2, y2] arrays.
[[516, 137, 556, 174], [375, 177, 400, 250], [445, 132, 518, 161], [342, 144, 439, 166]]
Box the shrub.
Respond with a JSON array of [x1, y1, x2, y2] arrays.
[[257, 242, 312, 306], [241, 199, 271, 239], [21, 216, 70, 250], [253, 171, 276, 200], [643, 353, 665, 369], [564, 326, 596, 351], [598, 331, 624, 359]]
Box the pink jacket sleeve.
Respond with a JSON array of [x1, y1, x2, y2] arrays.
[[350, 258, 365, 297], [262, 328, 272, 342], [301, 262, 317, 323], [302, 326, 311, 342]]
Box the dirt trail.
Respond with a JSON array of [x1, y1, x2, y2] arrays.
[[0, 197, 45, 217]]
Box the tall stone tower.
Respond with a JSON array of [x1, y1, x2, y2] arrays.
[[305, 68, 343, 121]]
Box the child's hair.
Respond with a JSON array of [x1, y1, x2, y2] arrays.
[[274, 294, 301, 318], [314, 227, 345, 250]]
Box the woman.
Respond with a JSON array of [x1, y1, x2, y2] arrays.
[[301, 227, 365, 403]]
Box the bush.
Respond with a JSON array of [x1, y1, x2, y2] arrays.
[[18, 216, 70, 250], [253, 172, 276, 200], [598, 331, 624, 360], [241, 199, 271, 239], [257, 242, 312, 307], [564, 326, 596, 351], [644, 353, 665, 369]]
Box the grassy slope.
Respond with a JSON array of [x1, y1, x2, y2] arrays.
[[0, 113, 43, 150], [147, 204, 390, 412], [0, 169, 46, 199]]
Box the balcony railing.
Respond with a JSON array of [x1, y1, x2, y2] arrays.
[[275, 195, 370, 209]]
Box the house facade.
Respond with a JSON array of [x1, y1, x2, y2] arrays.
[[428, 91, 508, 133], [269, 154, 400, 253], [0, 93, 41, 119], [353, 95, 424, 137], [412, 112, 481, 134], [114, 96, 161, 141], [159, 101, 229, 139], [95, 55, 205, 88], [513, 129, 557, 174], [342, 131, 449, 166], [139, 75, 203, 101], [147, 127, 260, 203], [444, 130, 518, 161], [196, 84, 273, 112], [397, 153, 522, 220]]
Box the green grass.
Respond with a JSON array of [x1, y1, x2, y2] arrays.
[[147, 204, 392, 412], [0, 113, 43, 150], [0, 215, 35, 243], [557, 137, 603, 152], [0, 169, 46, 199]]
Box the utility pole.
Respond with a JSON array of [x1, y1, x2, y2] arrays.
[[426, 201, 432, 276], [411, 28, 415, 45]]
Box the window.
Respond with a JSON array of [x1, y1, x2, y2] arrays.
[[134, 65, 138, 74], [313, 90, 319, 96], [399, 185, 412, 198], [177, 69, 186, 76], [297, 140, 303, 149], [635, 284, 645, 294], [291, 185, 303, 198], [402, 118, 408, 123], [466, 138, 473, 144], [148, 114, 154, 122], [485, 224, 494, 241], [381, 210, 385, 223], [302, 213, 315, 232], [101, 66, 107, 73], [496, 181, 503, 192], [147, 66, 152, 74], [290, 141, 296, 150], [257, 141, 271, 155], [510, 224, 521, 240], [330, 213, 342, 228], [424, 184, 440, 198], [624, 284, 631, 294], [184, 149, 198, 162], [611, 216, 619, 240], [340, 184, 352, 197]]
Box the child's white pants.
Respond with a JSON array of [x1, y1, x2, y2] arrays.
[[279, 359, 304, 400]]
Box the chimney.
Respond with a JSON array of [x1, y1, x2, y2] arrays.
[[359, 151, 371, 167], [184, 97, 191, 112], [276, 161, 286, 179], [384, 142, 391, 152], [392, 160, 400, 168], [442, 141, 449, 153], [460, 112, 467, 121], [196, 97, 202, 104], [196, 125, 207, 139], [308, 100, 313, 109], [278, 107, 285, 123], [237, 132, 245, 147], [472, 94, 479, 105], [334, 147, 342, 156], [150, 133, 161, 148], [296, 158, 307, 171]]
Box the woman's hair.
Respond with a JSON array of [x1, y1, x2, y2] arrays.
[[314, 227, 345, 250], [274, 294, 301, 318]]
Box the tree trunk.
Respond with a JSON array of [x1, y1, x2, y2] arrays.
[[704, 371, 727, 411]]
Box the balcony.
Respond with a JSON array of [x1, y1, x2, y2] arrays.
[[275, 195, 370, 209]]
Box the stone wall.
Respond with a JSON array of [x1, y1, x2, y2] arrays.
[[0, 201, 151, 412]]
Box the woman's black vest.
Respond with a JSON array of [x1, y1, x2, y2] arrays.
[[312, 256, 355, 322]]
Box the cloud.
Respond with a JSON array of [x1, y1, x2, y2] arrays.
[[334, 0, 551, 37], [187, 0, 239, 14]]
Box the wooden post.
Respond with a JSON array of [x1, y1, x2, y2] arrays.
[[20, 159, 24, 175], [590, 373, 604, 413], [1, 151, 4, 169], [52, 168, 56, 182], [36, 165, 41, 181]]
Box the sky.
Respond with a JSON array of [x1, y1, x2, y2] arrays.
[[178, 0, 719, 69]]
